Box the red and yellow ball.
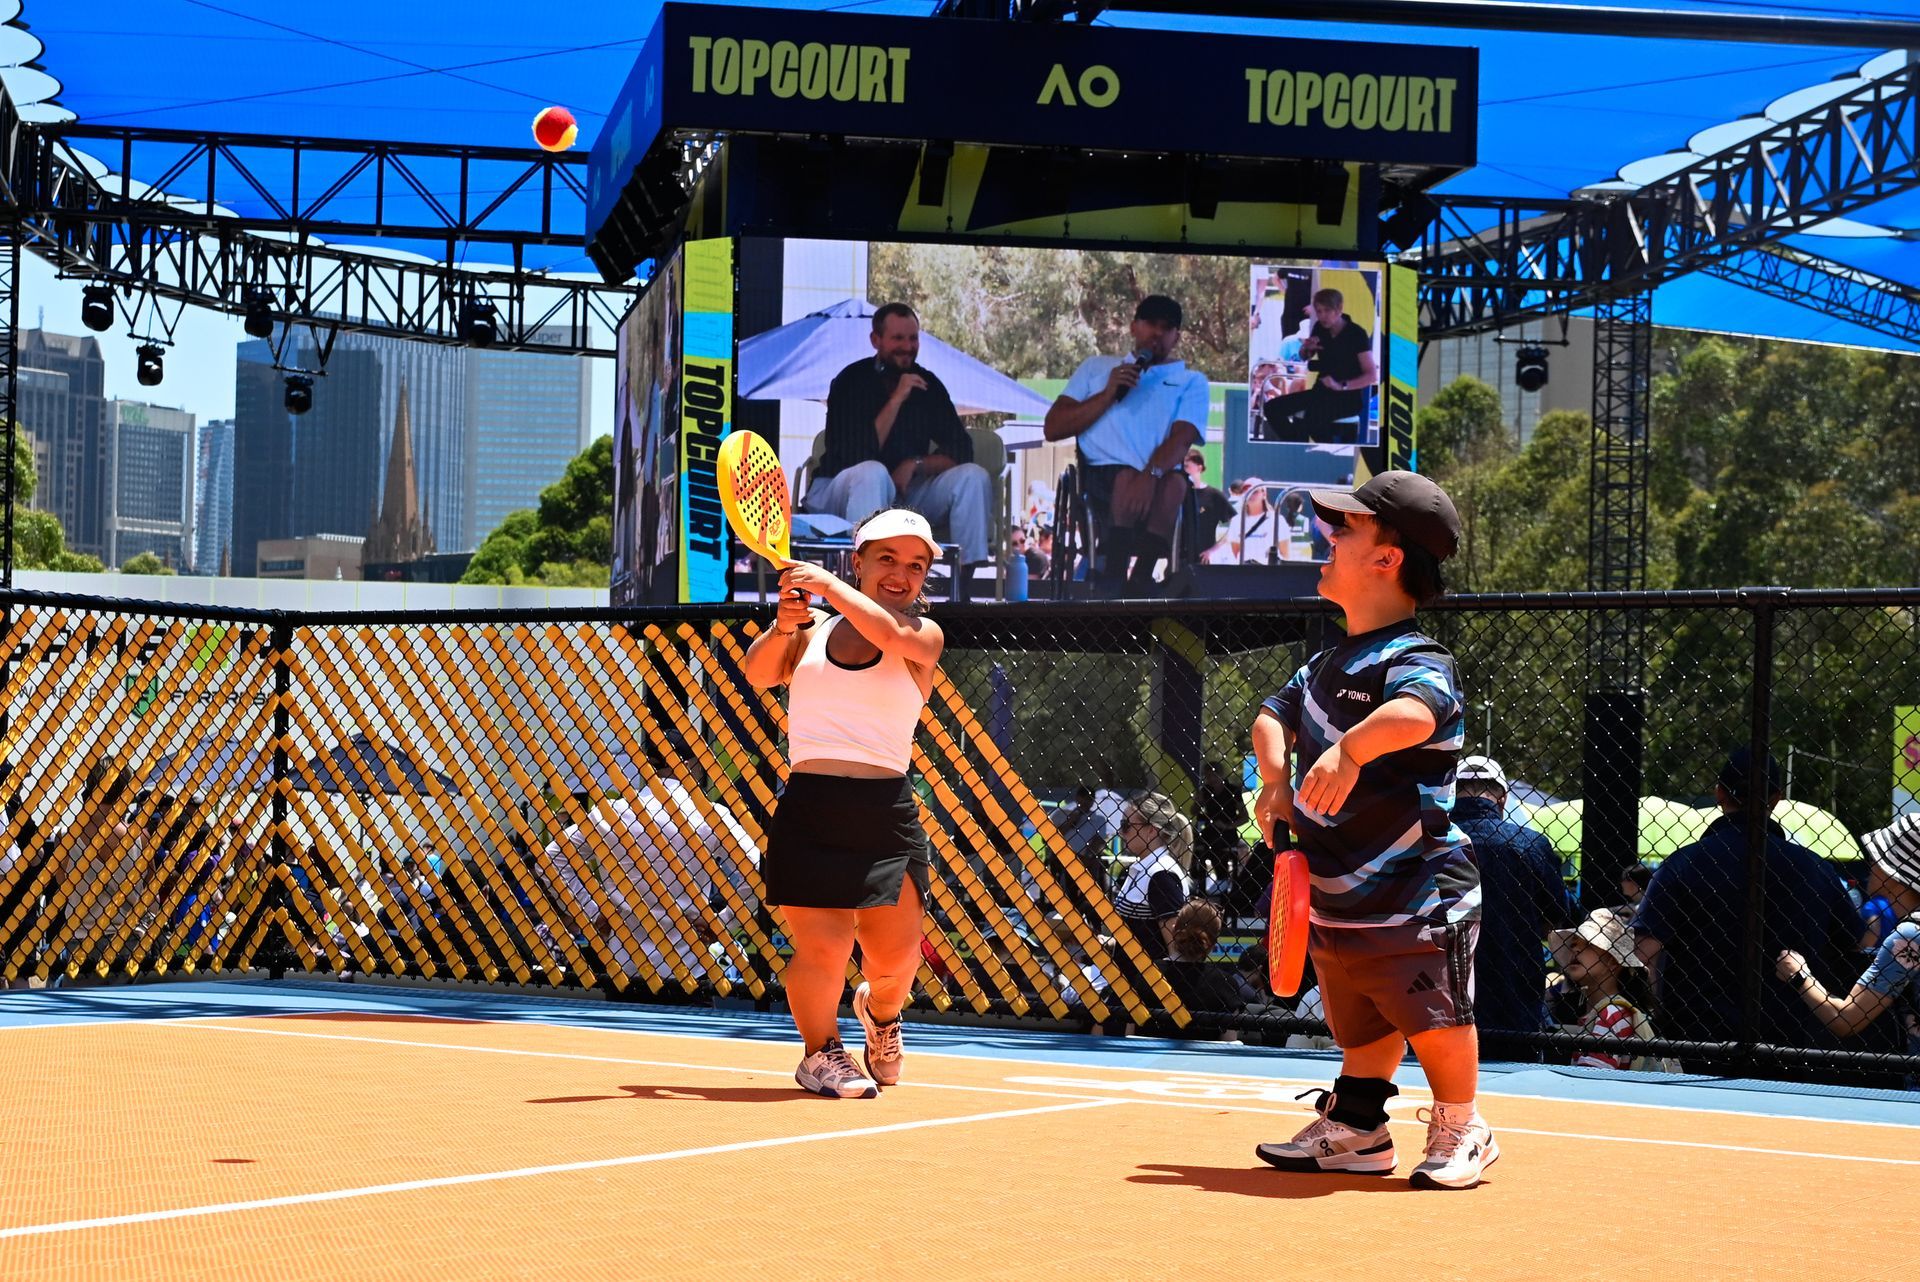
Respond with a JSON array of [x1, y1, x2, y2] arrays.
[[532, 106, 577, 153]]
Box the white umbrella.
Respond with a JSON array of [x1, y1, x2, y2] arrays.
[[737, 298, 1051, 418]]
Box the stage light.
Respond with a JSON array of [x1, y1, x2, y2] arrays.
[[1515, 345, 1550, 393], [1381, 192, 1440, 250], [81, 283, 114, 333], [243, 288, 276, 340], [284, 374, 314, 416], [135, 343, 165, 387], [461, 299, 498, 347]]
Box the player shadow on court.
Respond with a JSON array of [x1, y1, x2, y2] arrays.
[[1131, 1164, 1433, 1198], [526, 1084, 803, 1104]]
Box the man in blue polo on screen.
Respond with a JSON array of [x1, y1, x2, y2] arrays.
[[1043, 294, 1210, 597], [807, 302, 993, 569]]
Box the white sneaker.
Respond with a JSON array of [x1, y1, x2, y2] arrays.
[[851, 981, 904, 1087], [1255, 1090, 1397, 1174], [1409, 1102, 1498, 1189], [794, 1038, 879, 1099]]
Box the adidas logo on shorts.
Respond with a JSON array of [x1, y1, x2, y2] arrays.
[[1405, 971, 1438, 995]]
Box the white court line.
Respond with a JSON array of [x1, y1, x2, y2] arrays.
[[156, 1020, 1920, 1169], [12, 1002, 1919, 1131], [0, 1097, 1121, 1241]]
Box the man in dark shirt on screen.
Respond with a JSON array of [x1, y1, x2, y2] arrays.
[[805, 302, 992, 567], [1260, 288, 1377, 444]]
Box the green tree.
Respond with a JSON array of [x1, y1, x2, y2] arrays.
[[867, 244, 1249, 383], [118, 551, 176, 576], [1416, 374, 1507, 477], [7, 426, 35, 508], [461, 436, 614, 587], [4, 428, 101, 573]]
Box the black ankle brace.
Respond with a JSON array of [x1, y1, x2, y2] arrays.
[[1328, 1075, 1398, 1131]]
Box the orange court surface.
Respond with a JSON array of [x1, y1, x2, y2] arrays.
[[3, 980, 1916, 1280]]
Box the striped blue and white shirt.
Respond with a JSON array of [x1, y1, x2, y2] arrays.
[[1259, 620, 1479, 929]]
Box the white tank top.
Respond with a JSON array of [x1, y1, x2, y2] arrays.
[[786, 616, 926, 774]]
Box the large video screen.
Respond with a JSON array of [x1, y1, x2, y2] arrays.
[[731, 238, 1407, 601], [612, 246, 684, 606]]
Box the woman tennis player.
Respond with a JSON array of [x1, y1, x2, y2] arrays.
[[744, 508, 943, 1099]]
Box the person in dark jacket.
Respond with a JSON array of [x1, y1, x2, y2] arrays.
[[1633, 747, 1865, 1076], [1453, 755, 1572, 1041]]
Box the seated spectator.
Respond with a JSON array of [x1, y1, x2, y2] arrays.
[[1633, 747, 1861, 1073], [1160, 899, 1255, 1015], [1111, 790, 1194, 961], [1776, 814, 1920, 1069], [542, 779, 760, 984], [1193, 760, 1247, 897], [1619, 862, 1653, 914], [1549, 907, 1667, 1071], [1454, 754, 1572, 1039]]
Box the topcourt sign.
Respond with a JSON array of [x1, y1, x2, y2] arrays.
[[588, 3, 1477, 244]]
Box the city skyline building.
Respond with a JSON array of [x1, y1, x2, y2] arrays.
[[17, 329, 108, 557], [231, 340, 295, 576], [192, 417, 234, 575], [105, 399, 195, 569], [467, 339, 593, 546]]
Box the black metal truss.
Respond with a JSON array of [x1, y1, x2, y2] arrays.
[[1, 221, 16, 589], [1703, 241, 1920, 347], [1587, 293, 1652, 682], [1415, 55, 1920, 337], [0, 99, 635, 356], [45, 124, 591, 246]]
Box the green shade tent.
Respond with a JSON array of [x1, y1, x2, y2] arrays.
[[1522, 797, 1863, 872], [1234, 790, 1864, 874]]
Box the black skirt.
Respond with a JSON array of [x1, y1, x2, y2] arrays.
[[764, 773, 932, 909]]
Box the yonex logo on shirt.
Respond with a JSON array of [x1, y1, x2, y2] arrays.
[[1336, 689, 1374, 703]]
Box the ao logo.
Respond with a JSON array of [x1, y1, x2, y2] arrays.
[[1037, 63, 1120, 109], [1006, 1074, 1305, 1102]]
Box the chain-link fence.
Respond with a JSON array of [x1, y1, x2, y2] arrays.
[[3, 587, 1916, 1085]]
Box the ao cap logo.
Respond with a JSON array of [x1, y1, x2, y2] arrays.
[[856, 508, 941, 562]]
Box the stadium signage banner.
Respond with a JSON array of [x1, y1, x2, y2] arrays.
[[589, 3, 1477, 240], [679, 238, 735, 604]]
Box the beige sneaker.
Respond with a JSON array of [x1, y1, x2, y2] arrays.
[[1254, 1089, 1396, 1174], [851, 981, 904, 1087], [1409, 1102, 1498, 1189], [794, 1038, 878, 1099]]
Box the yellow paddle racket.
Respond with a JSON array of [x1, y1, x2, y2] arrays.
[[715, 430, 792, 566]]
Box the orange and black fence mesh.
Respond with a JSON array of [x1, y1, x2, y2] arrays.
[[2, 587, 1917, 1083]]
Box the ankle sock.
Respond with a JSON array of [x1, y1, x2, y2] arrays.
[[1328, 1075, 1398, 1131]]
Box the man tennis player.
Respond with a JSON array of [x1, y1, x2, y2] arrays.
[[1249, 471, 1493, 1190]]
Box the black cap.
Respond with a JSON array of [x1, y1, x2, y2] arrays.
[[1134, 295, 1183, 328], [1718, 745, 1783, 801], [1310, 470, 1461, 562]]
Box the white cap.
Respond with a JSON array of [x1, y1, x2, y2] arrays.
[[855, 508, 941, 562], [1457, 755, 1508, 790]]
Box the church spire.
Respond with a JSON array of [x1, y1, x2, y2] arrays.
[[363, 379, 435, 566]]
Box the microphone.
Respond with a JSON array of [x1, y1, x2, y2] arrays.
[[1114, 348, 1152, 401]]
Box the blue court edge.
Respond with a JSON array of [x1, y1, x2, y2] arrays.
[[2, 978, 1914, 1128]]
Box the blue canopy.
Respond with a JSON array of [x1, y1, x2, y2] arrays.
[[296, 735, 454, 796], [16, 0, 1920, 350], [737, 298, 1053, 416]]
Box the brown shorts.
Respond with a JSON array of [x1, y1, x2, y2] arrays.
[[1309, 920, 1478, 1047]]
